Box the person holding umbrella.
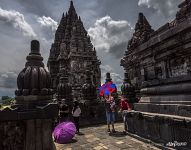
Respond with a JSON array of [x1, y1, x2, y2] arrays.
[[104, 93, 117, 133], [99, 73, 117, 133]]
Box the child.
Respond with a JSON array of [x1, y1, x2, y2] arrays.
[[104, 94, 116, 133], [120, 95, 131, 133], [72, 101, 81, 134]]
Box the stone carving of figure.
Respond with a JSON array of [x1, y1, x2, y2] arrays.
[[71, 60, 80, 72], [60, 43, 68, 59]]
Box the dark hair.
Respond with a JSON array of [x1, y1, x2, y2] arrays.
[[73, 101, 79, 106], [73, 101, 79, 113]]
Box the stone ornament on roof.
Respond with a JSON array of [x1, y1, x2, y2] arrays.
[[128, 13, 154, 51], [176, 0, 191, 22], [15, 40, 52, 97]]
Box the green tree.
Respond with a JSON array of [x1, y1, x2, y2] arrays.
[[1, 96, 15, 106], [2, 96, 10, 100]]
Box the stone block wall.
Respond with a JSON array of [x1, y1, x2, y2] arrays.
[[125, 111, 191, 149], [0, 104, 58, 150], [0, 119, 54, 150]]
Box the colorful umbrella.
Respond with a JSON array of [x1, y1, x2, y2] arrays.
[[99, 81, 117, 97], [53, 121, 76, 144]]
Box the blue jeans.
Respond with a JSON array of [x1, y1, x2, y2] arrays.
[[106, 111, 115, 124]]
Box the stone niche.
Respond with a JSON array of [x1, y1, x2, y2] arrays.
[[121, 0, 191, 149]]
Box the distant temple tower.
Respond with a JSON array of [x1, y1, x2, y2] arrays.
[[48, 1, 101, 101]]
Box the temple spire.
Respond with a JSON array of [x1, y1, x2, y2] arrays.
[[135, 13, 152, 32], [176, 0, 191, 22], [68, 0, 77, 18], [70, 0, 74, 7], [127, 12, 154, 50], [48, 0, 101, 98]]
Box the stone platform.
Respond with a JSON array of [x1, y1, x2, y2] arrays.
[[55, 123, 161, 150], [134, 103, 191, 117], [125, 111, 191, 150]]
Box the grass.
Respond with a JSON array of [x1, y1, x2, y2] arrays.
[[0, 105, 11, 110]]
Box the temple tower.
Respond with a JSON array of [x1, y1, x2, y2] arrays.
[[120, 1, 191, 149], [48, 1, 101, 102]]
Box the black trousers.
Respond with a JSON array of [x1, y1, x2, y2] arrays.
[[73, 117, 79, 132]]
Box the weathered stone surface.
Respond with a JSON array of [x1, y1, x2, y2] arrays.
[[121, 72, 138, 107], [55, 123, 161, 150], [121, 0, 191, 104], [16, 40, 52, 97], [0, 40, 59, 150], [0, 121, 25, 150], [125, 111, 191, 149], [121, 1, 191, 149], [48, 1, 101, 102]]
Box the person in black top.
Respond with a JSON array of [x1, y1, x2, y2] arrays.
[[59, 99, 69, 123]]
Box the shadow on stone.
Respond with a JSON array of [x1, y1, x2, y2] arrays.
[[76, 132, 84, 136], [109, 131, 126, 137], [60, 139, 78, 145]]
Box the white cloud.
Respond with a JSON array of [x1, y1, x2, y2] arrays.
[[0, 7, 36, 37], [1, 74, 8, 78], [138, 0, 181, 18], [88, 16, 133, 58], [0, 72, 17, 89], [37, 16, 58, 32], [100, 65, 113, 73]]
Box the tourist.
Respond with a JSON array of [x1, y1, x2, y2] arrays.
[[72, 101, 81, 134], [119, 95, 132, 134], [59, 99, 69, 123], [104, 94, 116, 133]]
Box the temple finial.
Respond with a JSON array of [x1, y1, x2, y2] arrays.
[[68, 0, 77, 18], [69, 0, 75, 10], [31, 40, 40, 54], [70, 0, 73, 6], [135, 12, 152, 31]]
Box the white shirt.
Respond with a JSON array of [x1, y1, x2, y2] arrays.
[[72, 107, 81, 117]]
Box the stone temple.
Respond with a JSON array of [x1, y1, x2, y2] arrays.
[[48, 1, 101, 102], [121, 0, 191, 149]]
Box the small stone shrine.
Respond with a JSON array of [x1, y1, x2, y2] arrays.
[[0, 40, 58, 150], [48, 1, 101, 102], [121, 0, 191, 149]]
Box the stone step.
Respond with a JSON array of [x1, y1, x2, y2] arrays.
[[140, 95, 191, 104], [134, 103, 191, 117]]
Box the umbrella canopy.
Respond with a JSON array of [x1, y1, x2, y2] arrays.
[[53, 121, 76, 144], [99, 81, 117, 97]]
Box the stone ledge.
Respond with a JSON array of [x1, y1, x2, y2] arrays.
[[140, 95, 191, 104], [0, 103, 58, 121], [127, 111, 191, 121], [125, 111, 191, 150], [136, 17, 191, 53], [126, 132, 174, 150], [134, 103, 191, 117]]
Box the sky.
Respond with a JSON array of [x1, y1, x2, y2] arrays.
[[0, 0, 182, 97]]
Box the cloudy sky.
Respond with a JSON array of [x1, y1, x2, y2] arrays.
[[0, 0, 182, 96]]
